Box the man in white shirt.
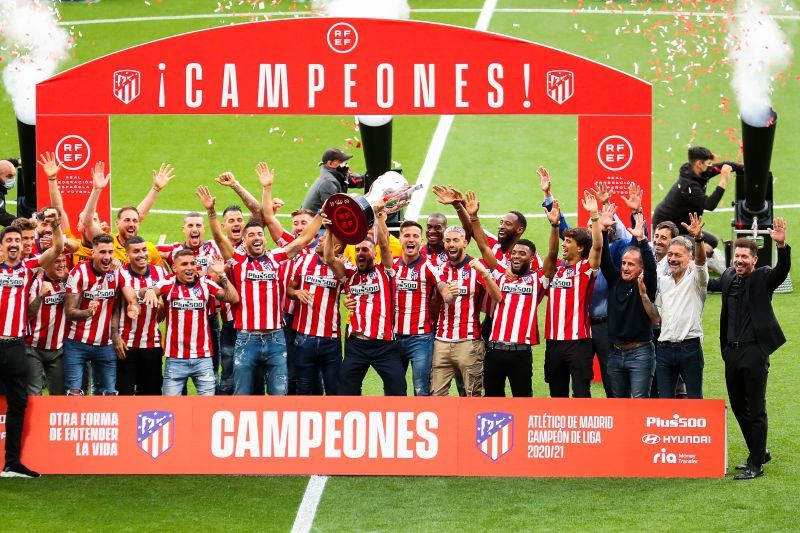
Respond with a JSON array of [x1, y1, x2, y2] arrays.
[[654, 213, 708, 399]]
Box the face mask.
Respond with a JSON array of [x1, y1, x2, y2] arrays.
[[2, 178, 15, 190]]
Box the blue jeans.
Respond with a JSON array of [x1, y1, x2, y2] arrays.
[[396, 332, 434, 396], [217, 320, 236, 395], [293, 333, 342, 395], [656, 338, 704, 399], [162, 358, 216, 396], [234, 330, 288, 395], [607, 341, 655, 399], [63, 338, 117, 395]]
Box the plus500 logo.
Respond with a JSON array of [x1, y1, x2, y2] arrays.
[[646, 414, 707, 428]]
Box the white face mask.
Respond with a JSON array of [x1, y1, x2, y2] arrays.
[[2, 177, 15, 190]]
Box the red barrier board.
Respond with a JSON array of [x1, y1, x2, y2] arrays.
[[0, 397, 726, 477]]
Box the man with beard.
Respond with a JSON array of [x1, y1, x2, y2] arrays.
[[81, 161, 171, 267], [430, 226, 486, 397], [64, 233, 130, 396], [392, 220, 441, 396], [543, 191, 603, 398], [467, 193, 560, 397], [654, 214, 708, 400], [653, 146, 740, 251], [422, 213, 449, 267], [707, 219, 789, 480], [599, 213, 659, 399], [0, 221, 63, 478], [323, 203, 406, 396], [198, 186, 322, 396], [287, 230, 345, 395], [26, 252, 70, 396], [653, 221, 680, 275], [139, 250, 238, 396], [214, 164, 281, 394], [9, 218, 36, 260], [113, 236, 171, 395]]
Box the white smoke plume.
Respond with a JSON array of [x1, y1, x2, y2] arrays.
[[727, 0, 794, 126], [0, 0, 70, 125], [312, 0, 410, 20]]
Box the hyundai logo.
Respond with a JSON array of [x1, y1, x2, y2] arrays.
[[642, 434, 661, 445]]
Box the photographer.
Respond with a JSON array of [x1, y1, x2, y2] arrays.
[[302, 148, 364, 212]]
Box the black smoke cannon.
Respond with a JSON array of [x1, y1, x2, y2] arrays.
[[729, 109, 777, 268], [357, 115, 403, 234], [15, 119, 37, 219]]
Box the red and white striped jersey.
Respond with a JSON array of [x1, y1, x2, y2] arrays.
[[393, 255, 439, 335], [219, 240, 245, 324], [545, 259, 597, 341], [0, 258, 40, 338], [489, 264, 546, 345], [291, 253, 345, 337], [277, 232, 318, 315], [156, 277, 220, 358], [229, 249, 289, 331], [156, 240, 222, 273], [119, 265, 171, 348], [65, 262, 121, 346], [345, 264, 394, 341], [421, 244, 448, 268], [26, 275, 67, 350], [484, 230, 543, 270], [436, 256, 485, 342]]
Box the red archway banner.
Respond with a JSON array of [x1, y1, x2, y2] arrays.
[[35, 17, 651, 222]]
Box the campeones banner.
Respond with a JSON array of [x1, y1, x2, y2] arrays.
[[1, 397, 725, 477], [35, 17, 652, 223]]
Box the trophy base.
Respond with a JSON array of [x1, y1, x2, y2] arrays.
[[323, 193, 375, 245]]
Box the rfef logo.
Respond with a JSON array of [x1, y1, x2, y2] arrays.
[[597, 135, 633, 171], [137, 411, 175, 459], [476, 412, 513, 461], [546, 70, 574, 105], [55, 135, 91, 171], [327, 23, 358, 54], [113, 70, 141, 104]]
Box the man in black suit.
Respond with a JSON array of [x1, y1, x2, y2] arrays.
[[707, 218, 789, 480]]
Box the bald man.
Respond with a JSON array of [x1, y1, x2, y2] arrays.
[[0, 160, 18, 227]]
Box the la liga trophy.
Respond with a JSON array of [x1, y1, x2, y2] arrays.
[[323, 171, 421, 245]]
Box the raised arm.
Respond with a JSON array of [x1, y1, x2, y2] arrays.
[[432, 185, 473, 242], [682, 212, 707, 267], [543, 198, 562, 279], [196, 185, 235, 260], [632, 213, 658, 301], [767, 217, 790, 293], [321, 227, 348, 280], [217, 171, 263, 224], [284, 213, 323, 260], [39, 151, 72, 233], [137, 163, 175, 222], [582, 190, 603, 270], [256, 162, 287, 243], [374, 203, 393, 269], [465, 191, 497, 270], [470, 258, 501, 303], [36, 218, 65, 269], [81, 161, 110, 241]]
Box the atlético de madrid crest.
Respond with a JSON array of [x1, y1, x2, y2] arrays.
[[476, 412, 514, 461], [114, 70, 141, 104]]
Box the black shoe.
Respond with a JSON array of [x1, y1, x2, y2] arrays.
[[734, 465, 764, 480], [735, 450, 771, 471], [1, 463, 41, 478]]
